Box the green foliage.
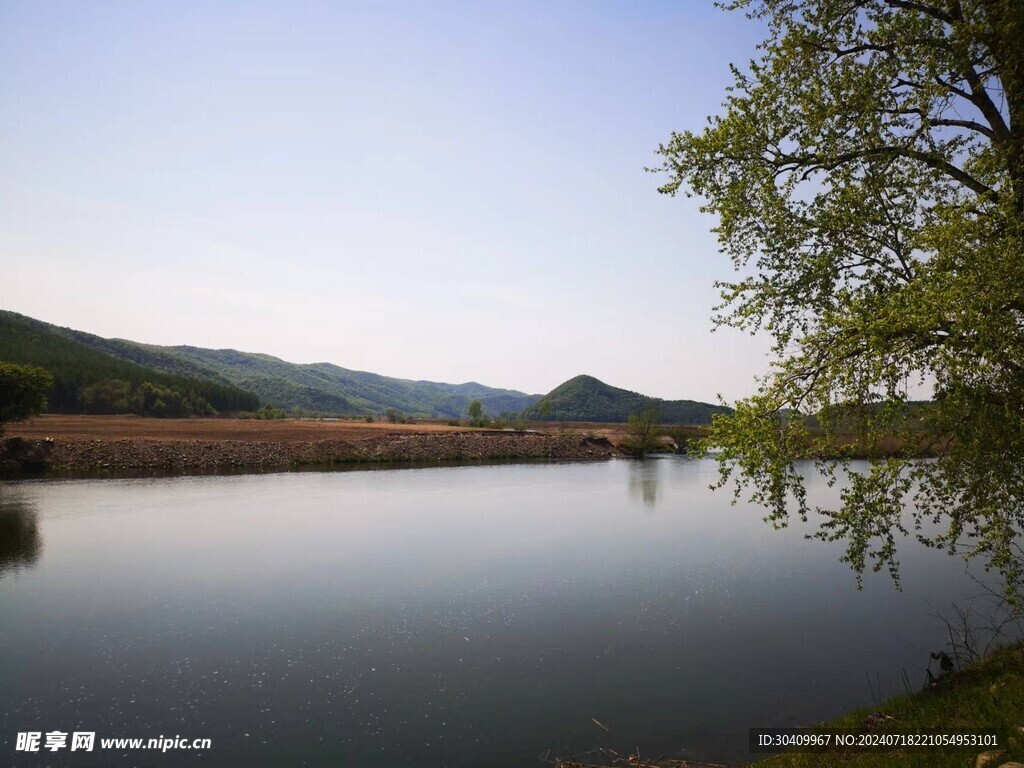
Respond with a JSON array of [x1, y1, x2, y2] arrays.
[[79, 379, 137, 414], [385, 408, 407, 424], [262, 405, 287, 420], [466, 399, 487, 427], [76, 378, 219, 417], [537, 399, 553, 420], [0, 362, 52, 433], [138, 382, 193, 418], [521, 374, 730, 424], [624, 404, 661, 457], [238, 404, 288, 420], [656, 0, 1024, 597], [0, 311, 261, 415]]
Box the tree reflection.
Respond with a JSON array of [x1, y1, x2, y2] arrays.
[[628, 459, 660, 509], [0, 497, 42, 575]]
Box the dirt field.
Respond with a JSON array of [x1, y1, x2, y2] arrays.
[[1, 415, 627, 475], [6, 414, 478, 442], [6, 415, 664, 443]]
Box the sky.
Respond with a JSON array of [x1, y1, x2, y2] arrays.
[[1, 0, 773, 403]]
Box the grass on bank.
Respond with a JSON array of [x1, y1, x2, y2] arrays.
[[755, 642, 1024, 768]]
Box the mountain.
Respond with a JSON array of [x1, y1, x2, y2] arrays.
[[419, 381, 540, 416], [520, 374, 730, 424], [1, 312, 721, 422], [156, 346, 542, 418], [0, 311, 261, 415], [0, 311, 540, 418]]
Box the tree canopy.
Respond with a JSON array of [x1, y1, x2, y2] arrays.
[[656, 1, 1024, 595], [467, 399, 486, 427], [625, 405, 661, 458], [0, 362, 53, 434]]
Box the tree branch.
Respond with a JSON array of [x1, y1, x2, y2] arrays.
[[882, 0, 958, 24], [772, 145, 998, 200], [959, 64, 1012, 140], [877, 106, 996, 139]]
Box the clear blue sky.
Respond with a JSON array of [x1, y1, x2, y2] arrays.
[[1, 0, 771, 402]]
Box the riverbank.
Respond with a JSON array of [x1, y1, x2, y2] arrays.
[[552, 644, 1024, 768], [0, 415, 622, 475], [752, 642, 1024, 768]]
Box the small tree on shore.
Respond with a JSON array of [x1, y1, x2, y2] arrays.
[[625, 404, 660, 458], [0, 362, 53, 436], [467, 399, 487, 427]]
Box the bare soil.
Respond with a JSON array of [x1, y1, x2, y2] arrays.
[[6, 414, 476, 442], [2, 415, 625, 475]]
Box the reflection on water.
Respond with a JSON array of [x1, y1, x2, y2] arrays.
[[628, 458, 661, 508], [0, 460, 988, 767], [0, 493, 41, 575]]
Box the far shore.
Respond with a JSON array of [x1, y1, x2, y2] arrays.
[[0, 415, 633, 476]]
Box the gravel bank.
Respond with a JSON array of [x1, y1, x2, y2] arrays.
[[1, 431, 621, 475]]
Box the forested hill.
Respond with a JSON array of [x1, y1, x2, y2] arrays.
[[1, 312, 720, 422], [155, 346, 543, 418], [521, 374, 730, 424], [411, 380, 540, 417], [0, 311, 261, 416], [0, 311, 541, 418]]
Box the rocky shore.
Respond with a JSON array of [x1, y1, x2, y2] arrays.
[[0, 431, 621, 476]]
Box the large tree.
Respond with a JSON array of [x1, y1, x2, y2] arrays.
[[656, 1, 1024, 595]]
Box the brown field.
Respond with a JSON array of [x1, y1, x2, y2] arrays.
[[5, 414, 710, 449], [1, 415, 632, 474], [7, 415, 711, 441], [6, 414, 480, 442]]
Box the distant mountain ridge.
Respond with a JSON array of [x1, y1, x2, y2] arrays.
[[0, 310, 540, 418], [0, 311, 261, 415], [520, 374, 730, 424], [0, 311, 727, 423], [158, 345, 542, 417]]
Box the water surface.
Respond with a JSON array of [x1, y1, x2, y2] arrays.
[[0, 458, 981, 766]]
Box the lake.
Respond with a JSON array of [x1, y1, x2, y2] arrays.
[[0, 458, 983, 766]]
